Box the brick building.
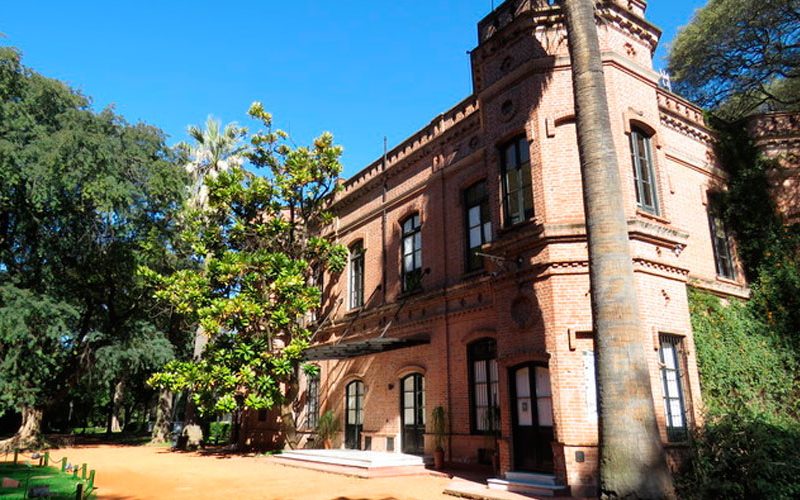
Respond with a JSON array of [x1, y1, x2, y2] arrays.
[[242, 0, 751, 495]]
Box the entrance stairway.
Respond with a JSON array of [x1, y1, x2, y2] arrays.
[[270, 449, 429, 478], [487, 472, 569, 497]]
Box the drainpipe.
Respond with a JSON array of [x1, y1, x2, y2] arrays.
[[439, 161, 454, 464]]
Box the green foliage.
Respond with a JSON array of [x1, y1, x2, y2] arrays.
[[314, 410, 339, 445], [0, 47, 191, 429], [680, 415, 800, 499], [682, 290, 800, 499], [208, 421, 232, 445], [0, 286, 77, 413], [688, 290, 798, 419], [146, 104, 345, 419], [669, 0, 800, 119], [0, 463, 90, 499], [678, 113, 800, 498]]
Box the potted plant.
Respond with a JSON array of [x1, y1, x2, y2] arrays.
[[431, 406, 446, 470], [315, 410, 339, 449]]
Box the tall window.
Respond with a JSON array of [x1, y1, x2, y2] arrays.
[[630, 128, 659, 214], [349, 241, 365, 309], [305, 372, 320, 430], [469, 338, 499, 433], [659, 334, 688, 442], [501, 136, 533, 226], [401, 214, 422, 292], [464, 181, 493, 272], [708, 210, 735, 279]]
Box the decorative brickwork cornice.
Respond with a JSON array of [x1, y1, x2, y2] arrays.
[[689, 277, 750, 300], [632, 258, 689, 279], [332, 97, 480, 208], [597, 1, 661, 54]]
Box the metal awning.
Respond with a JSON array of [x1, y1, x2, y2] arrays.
[[302, 334, 430, 361]]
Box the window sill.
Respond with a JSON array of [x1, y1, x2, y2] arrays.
[[715, 275, 740, 286], [344, 306, 364, 316], [636, 208, 670, 225], [398, 288, 424, 299], [663, 440, 691, 448], [497, 217, 542, 237], [462, 269, 487, 280]]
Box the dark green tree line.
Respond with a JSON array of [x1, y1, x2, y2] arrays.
[[0, 46, 191, 449]]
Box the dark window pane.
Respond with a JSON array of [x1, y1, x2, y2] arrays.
[[501, 136, 533, 227], [630, 129, 659, 214], [469, 338, 499, 433]]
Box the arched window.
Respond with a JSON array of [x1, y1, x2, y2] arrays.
[[401, 373, 425, 454], [349, 241, 365, 309], [468, 338, 499, 433], [629, 128, 659, 214], [345, 380, 365, 449], [401, 214, 422, 292]]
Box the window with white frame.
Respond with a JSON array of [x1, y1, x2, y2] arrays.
[[401, 214, 422, 292], [349, 241, 365, 309], [464, 180, 492, 272], [630, 128, 660, 214], [469, 338, 499, 433], [500, 136, 533, 226], [659, 334, 689, 442]]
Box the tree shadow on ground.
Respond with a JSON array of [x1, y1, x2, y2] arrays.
[[44, 433, 153, 449]]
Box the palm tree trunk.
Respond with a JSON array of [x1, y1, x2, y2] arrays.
[[150, 389, 173, 443], [558, 0, 675, 497]]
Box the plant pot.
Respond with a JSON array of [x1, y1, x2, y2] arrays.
[[433, 448, 444, 470], [323, 438, 332, 449]]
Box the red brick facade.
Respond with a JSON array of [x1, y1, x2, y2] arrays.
[[242, 1, 752, 495]]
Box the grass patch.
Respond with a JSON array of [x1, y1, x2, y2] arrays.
[[0, 463, 91, 499]]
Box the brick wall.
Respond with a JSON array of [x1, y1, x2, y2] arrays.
[[242, 1, 752, 495]]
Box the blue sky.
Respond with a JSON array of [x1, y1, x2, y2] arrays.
[[3, 1, 705, 177]]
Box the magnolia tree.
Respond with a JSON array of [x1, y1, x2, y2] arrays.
[[146, 103, 347, 446]]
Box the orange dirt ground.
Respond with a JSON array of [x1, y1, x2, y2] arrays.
[[52, 444, 457, 500]]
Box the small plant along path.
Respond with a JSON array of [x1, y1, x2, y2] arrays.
[[51, 444, 454, 499]]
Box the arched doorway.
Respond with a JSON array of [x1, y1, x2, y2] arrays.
[[345, 380, 364, 449], [400, 373, 425, 454], [510, 363, 554, 472]]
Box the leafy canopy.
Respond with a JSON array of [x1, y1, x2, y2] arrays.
[[0, 46, 190, 421], [669, 0, 800, 119], [146, 103, 347, 415]]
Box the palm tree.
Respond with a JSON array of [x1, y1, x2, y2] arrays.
[[184, 117, 247, 210], [557, 0, 675, 497], [151, 117, 246, 446]]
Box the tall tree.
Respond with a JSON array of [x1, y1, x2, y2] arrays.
[[146, 103, 347, 447], [0, 286, 77, 449], [558, 0, 675, 497], [669, 0, 800, 119], [166, 117, 247, 446], [0, 46, 189, 447]]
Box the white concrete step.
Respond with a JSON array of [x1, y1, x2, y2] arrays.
[[278, 449, 424, 469], [505, 471, 558, 486], [487, 473, 567, 497]]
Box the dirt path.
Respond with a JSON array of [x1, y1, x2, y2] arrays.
[[52, 444, 455, 500]]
